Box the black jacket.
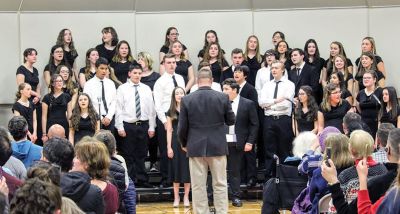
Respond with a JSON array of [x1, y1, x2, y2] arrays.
[[109, 157, 127, 213], [232, 97, 259, 149], [288, 63, 319, 96], [61, 171, 105, 214], [239, 82, 258, 105], [329, 162, 398, 214]]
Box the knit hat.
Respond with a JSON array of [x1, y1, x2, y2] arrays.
[[319, 126, 341, 152]]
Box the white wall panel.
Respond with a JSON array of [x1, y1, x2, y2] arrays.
[[135, 11, 253, 70], [0, 13, 20, 103]]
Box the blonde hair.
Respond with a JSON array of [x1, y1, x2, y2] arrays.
[[320, 83, 342, 112], [137, 51, 154, 70], [323, 133, 353, 168], [349, 130, 374, 159], [61, 197, 85, 214], [244, 35, 262, 63], [292, 132, 319, 158]]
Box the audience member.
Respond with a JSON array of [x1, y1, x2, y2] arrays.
[[373, 123, 395, 163], [42, 137, 74, 172]]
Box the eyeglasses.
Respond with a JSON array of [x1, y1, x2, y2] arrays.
[[169, 33, 179, 36], [54, 51, 64, 54], [60, 70, 69, 73]]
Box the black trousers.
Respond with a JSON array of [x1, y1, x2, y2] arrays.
[[118, 121, 149, 183], [241, 147, 257, 182], [148, 129, 158, 165], [228, 145, 244, 199], [101, 116, 115, 132], [156, 118, 169, 181], [263, 115, 294, 177]]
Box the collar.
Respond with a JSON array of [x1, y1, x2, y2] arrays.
[[239, 81, 246, 89], [128, 79, 140, 87], [232, 95, 240, 104], [164, 72, 175, 78], [355, 156, 377, 167], [296, 61, 305, 70], [198, 86, 212, 90]]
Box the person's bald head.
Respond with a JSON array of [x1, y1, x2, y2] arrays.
[[48, 124, 66, 139]]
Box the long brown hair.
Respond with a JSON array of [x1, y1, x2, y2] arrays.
[[323, 133, 353, 169], [169, 40, 186, 61], [164, 27, 177, 47], [244, 35, 262, 63], [202, 42, 227, 69], [320, 83, 342, 112], [56, 28, 77, 58], [70, 93, 99, 131], [84, 48, 98, 81], [56, 65, 77, 96], [167, 87, 186, 121], [112, 40, 135, 63]]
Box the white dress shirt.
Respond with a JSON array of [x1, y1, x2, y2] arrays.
[[255, 66, 288, 100], [238, 81, 246, 94], [190, 82, 222, 93], [153, 72, 185, 123], [115, 81, 156, 131], [228, 95, 240, 134], [259, 78, 295, 116], [83, 76, 116, 120]]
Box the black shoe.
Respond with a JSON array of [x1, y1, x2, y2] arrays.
[[232, 198, 243, 207], [247, 178, 256, 188]]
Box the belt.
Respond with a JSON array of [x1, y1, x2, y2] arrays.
[[125, 120, 149, 125], [266, 115, 289, 120]]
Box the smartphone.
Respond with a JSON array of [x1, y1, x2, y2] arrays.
[[325, 147, 332, 167]]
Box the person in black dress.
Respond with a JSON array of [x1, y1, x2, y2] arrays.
[[379, 87, 400, 127], [355, 37, 386, 79], [13, 83, 37, 142], [304, 39, 325, 104], [275, 40, 293, 72], [110, 40, 137, 84], [44, 45, 69, 87], [159, 27, 188, 63], [329, 71, 353, 105], [56, 65, 78, 108], [321, 41, 353, 88], [294, 86, 321, 135], [199, 42, 229, 83], [69, 93, 100, 145], [56, 28, 78, 81], [95, 26, 119, 63], [166, 86, 190, 207], [198, 30, 225, 61], [169, 40, 195, 91], [42, 74, 72, 142], [16, 48, 43, 144], [355, 52, 385, 91], [356, 70, 383, 138], [79, 48, 99, 88], [243, 35, 262, 86], [319, 83, 351, 133], [332, 54, 355, 95]]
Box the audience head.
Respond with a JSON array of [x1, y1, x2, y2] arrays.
[[42, 137, 74, 172], [10, 178, 62, 214], [323, 133, 353, 168], [231, 48, 244, 66], [0, 127, 12, 166], [222, 78, 240, 100], [272, 31, 285, 46], [163, 53, 177, 74], [233, 65, 249, 84], [137, 51, 154, 71], [8, 116, 28, 141], [263, 49, 278, 67], [61, 197, 85, 214], [386, 129, 400, 162], [94, 130, 117, 157], [349, 130, 374, 159], [47, 124, 66, 139], [73, 138, 110, 180], [23, 48, 38, 64], [101, 26, 119, 46], [27, 160, 61, 186], [319, 126, 341, 152], [304, 39, 321, 60], [376, 123, 395, 148], [197, 68, 213, 86], [292, 131, 318, 158], [343, 112, 361, 131]]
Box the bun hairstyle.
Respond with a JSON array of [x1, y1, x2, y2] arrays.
[[349, 130, 374, 159]]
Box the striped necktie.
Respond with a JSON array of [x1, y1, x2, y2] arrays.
[[134, 84, 141, 119]]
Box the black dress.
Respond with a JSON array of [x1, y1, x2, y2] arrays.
[[16, 66, 39, 91], [110, 60, 139, 84], [175, 60, 192, 85], [354, 70, 385, 91], [64, 50, 78, 67], [44, 61, 68, 77], [79, 67, 96, 82], [296, 110, 316, 133], [74, 116, 98, 144], [141, 72, 161, 91], [356, 88, 383, 137], [320, 100, 351, 133], [380, 106, 400, 127], [43, 92, 71, 137], [96, 44, 116, 64], [12, 101, 35, 134], [160, 44, 187, 54], [341, 89, 352, 100], [243, 56, 262, 86], [306, 57, 325, 104], [167, 111, 190, 183], [209, 60, 229, 83]]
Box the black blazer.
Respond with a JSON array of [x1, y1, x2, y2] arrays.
[[239, 82, 258, 105], [178, 86, 236, 157], [220, 66, 234, 83], [288, 63, 319, 96], [231, 96, 259, 149]]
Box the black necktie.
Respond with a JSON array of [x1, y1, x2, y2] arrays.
[[273, 81, 281, 99], [100, 80, 108, 113], [296, 68, 301, 77], [172, 75, 178, 87]]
